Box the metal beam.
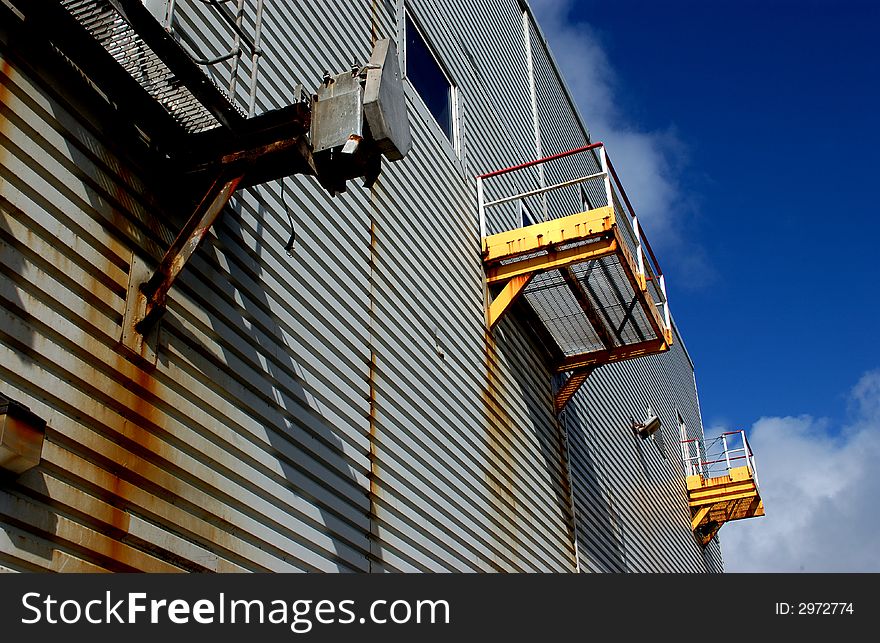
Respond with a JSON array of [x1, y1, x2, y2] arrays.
[[554, 368, 593, 415], [614, 226, 672, 345], [485, 237, 617, 284], [560, 267, 615, 349], [482, 206, 614, 264], [696, 522, 722, 547], [690, 505, 712, 531], [555, 337, 668, 372], [580, 260, 628, 346], [136, 171, 245, 333], [487, 274, 534, 330]]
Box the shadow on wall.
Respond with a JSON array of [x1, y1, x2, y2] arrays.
[[0, 58, 35, 356], [46, 110, 369, 570], [186, 187, 370, 571], [3, 24, 363, 572], [0, 60, 60, 570], [555, 374, 629, 573], [491, 330, 577, 571], [484, 319, 616, 572]]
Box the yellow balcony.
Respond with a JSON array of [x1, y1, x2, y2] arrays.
[[681, 430, 765, 546], [687, 466, 765, 546], [478, 143, 673, 413]]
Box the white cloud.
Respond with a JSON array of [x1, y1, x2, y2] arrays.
[[528, 0, 714, 289], [717, 370, 880, 572]]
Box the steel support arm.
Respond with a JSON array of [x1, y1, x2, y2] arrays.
[[135, 171, 245, 333], [554, 367, 594, 415], [487, 274, 534, 330]]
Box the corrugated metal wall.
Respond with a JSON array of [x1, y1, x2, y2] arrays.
[[0, 0, 720, 573], [523, 9, 722, 572]]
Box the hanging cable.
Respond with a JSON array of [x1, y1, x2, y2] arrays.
[[279, 178, 296, 256]]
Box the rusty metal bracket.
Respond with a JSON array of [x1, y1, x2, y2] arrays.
[[554, 367, 594, 415], [133, 171, 245, 335]]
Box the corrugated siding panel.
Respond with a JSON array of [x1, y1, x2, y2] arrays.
[[523, 9, 721, 572], [564, 338, 719, 572], [0, 0, 720, 573], [0, 47, 371, 572]]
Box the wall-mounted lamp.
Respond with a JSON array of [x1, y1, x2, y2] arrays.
[[0, 395, 46, 475], [631, 408, 662, 440]]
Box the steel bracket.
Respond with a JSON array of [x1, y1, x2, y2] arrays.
[[121, 253, 160, 364], [130, 170, 245, 337], [554, 367, 594, 415]]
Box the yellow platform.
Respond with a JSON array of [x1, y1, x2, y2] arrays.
[[482, 207, 672, 412], [686, 465, 764, 546]]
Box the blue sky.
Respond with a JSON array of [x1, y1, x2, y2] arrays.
[[529, 0, 880, 571]]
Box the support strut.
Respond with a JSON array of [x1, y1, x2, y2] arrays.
[[135, 171, 245, 333], [554, 367, 594, 415]]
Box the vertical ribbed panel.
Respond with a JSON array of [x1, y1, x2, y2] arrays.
[[563, 331, 721, 572], [0, 0, 719, 573]]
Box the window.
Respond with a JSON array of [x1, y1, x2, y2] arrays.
[[519, 200, 537, 227], [581, 187, 594, 212], [405, 13, 454, 143]]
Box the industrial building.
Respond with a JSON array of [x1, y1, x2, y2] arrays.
[[0, 0, 762, 572]]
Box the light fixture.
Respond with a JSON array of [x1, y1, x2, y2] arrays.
[[631, 408, 662, 440], [0, 395, 46, 475]]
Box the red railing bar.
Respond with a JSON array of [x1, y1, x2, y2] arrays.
[[698, 454, 747, 467], [477, 142, 605, 179], [478, 141, 666, 279]]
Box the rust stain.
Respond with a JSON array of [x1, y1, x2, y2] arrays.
[[65, 252, 166, 571], [78, 273, 163, 570], [367, 179, 382, 571], [104, 342, 163, 569], [555, 414, 579, 569], [1, 59, 13, 164], [481, 331, 519, 571], [0, 60, 12, 107], [4, 45, 180, 570], [108, 340, 176, 570], [370, 0, 379, 46]]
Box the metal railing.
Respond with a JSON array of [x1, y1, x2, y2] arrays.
[[680, 430, 760, 487], [158, 0, 266, 117], [477, 142, 671, 333]]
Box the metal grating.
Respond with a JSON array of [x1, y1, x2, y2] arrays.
[[525, 269, 605, 355], [61, 0, 241, 133], [570, 256, 655, 346], [522, 252, 658, 359]]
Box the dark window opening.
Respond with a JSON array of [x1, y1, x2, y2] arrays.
[[520, 200, 536, 226], [581, 187, 594, 211], [405, 14, 453, 141]]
